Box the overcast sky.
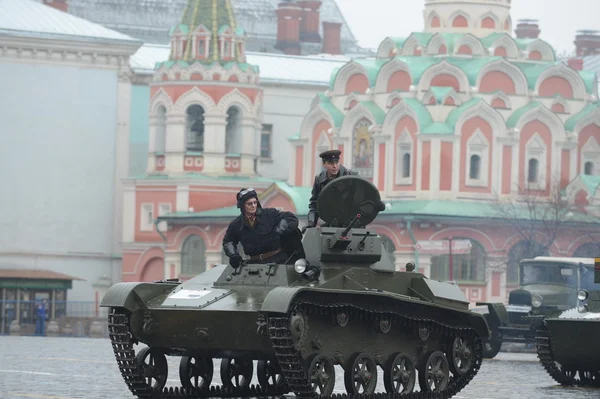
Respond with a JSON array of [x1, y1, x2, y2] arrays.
[[336, 0, 600, 56]]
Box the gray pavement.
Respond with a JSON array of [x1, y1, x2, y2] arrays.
[[0, 336, 598, 399]]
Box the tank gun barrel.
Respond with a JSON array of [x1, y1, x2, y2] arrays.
[[341, 213, 361, 237]]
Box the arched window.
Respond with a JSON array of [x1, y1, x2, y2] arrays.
[[225, 106, 242, 154], [469, 155, 481, 180], [430, 237, 487, 282], [181, 235, 206, 275], [527, 158, 539, 183], [584, 161, 594, 176], [186, 104, 205, 152], [155, 105, 167, 153], [506, 240, 548, 284], [380, 234, 396, 265], [402, 153, 411, 178]]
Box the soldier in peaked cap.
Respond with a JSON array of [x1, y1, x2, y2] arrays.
[[306, 149, 359, 229]]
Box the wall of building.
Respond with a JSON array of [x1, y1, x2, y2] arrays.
[[0, 62, 121, 302], [130, 84, 151, 176], [257, 84, 322, 180]]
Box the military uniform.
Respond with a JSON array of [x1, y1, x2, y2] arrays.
[[223, 188, 299, 267], [307, 150, 358, 227]]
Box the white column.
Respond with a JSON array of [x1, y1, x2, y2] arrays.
[[122, 184, 136, 243], [430, 138, 441, 196], [176, 184, 190, 212], [113, 69, 133, 255], [164, 251, 180, 279], [202, 114, 227, 174], [165, 113, 187, 173], [205, 250, 222, 269]]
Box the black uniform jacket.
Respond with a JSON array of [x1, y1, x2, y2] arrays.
[[222, 207, 299, 258], [308, 166, 358, 224]]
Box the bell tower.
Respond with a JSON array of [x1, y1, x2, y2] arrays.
[[423, 0, 512, 37], [147, 0, 263, 176]]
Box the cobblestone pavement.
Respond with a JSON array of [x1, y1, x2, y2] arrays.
[[0, 336, 598, 399]]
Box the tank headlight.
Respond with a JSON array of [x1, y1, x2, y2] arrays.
[[577, 289, 589, 301], [531, 294, 543, 308], [294, 259, 307, 274]]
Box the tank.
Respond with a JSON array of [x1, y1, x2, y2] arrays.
[[476, 256, 594, 359], [535, 259, 600, 387], [100, 175, 490, 398]]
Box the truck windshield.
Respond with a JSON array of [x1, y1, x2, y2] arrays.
[[521, 262, 577, 286]]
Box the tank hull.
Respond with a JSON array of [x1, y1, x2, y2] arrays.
[[536, 307, 600, 387]]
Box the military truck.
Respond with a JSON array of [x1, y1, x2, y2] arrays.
[[535, 259, 600, 386], [477, 256, 595, 358], [100, 175, 489, 398]]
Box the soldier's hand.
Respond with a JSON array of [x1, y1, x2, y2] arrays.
[[229, 254, 243, 269]]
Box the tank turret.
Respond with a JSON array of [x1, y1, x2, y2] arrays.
[[100, 174, 490, 398], [299, 175, 391, 270]]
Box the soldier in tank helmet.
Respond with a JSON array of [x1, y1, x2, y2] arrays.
[[222, 188, 299, 268], [306, 149, 386, 229]]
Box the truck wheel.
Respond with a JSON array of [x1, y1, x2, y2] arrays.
[[482, 338, 502, 359]]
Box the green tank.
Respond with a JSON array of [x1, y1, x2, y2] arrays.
[[535, 259, 600, 387], [100, 175, 490, 398]]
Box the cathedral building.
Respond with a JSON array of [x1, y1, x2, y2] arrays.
[[133, 0, 600, 305]]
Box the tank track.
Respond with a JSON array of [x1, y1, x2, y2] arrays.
[[268, 299, 484, 399], [535, 323, 600, 387], [107, 309, 291, 399]]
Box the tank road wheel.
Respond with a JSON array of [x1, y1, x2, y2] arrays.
[[220, 358, 253, 388], [307, 354, 336, 396], [580, 370, 600, 386], [344, 352, 378, 394], [449, 336, 474, 376], [135, 347, 168, 393], [383, 352, 416, 394], [257, 359, 286, 390], [418, 351, 450, 392], [179, 356, 213, 391]]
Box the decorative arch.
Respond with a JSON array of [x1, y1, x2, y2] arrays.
[[454, 34, 486, 56], [568, 238, 600, 257], [173, 86, 218, 114], [426, 34, 447, 55], [386, 92, 404, 109], [140, 257, 164, 282], [300, 105, 337, 138], [480, 12, 499, 29], [526, 40, 555, 62], [382, 101, 423, 134], [418, 60, 470, 93], [377, 37, 401, 58], [340, 104, 376, 139], [344, 93, 361, 110], [374, 58, 412, 93], [515, 104, 566, 141], [217, 88, 253, 115], [400, 34, 425, 56], [150, 88, 174, 115], [573, 108, 600, 133], [172, 226, 213, 249], [454, 100, 506, 138], [449, 11, 471, 28], [131, 247, 165, 277], [429, 227, 497, 252], [491, 34, 520, 58], [427, 11, 442, 28], [550, 96, 569, 114], [332, 61, 370, 95], [490, 91, 512, 109], [535, 63, 587, 99], [476, 59, 528, 95]]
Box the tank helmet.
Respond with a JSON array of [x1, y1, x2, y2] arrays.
[[236, 187, 260, 209]]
